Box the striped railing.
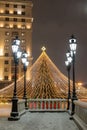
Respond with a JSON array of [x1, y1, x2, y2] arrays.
[[27, 99, 67, 111]]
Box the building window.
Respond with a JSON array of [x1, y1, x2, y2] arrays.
[[4, 53, 9, 56], [5, 39, 9, 43], [5, 4, 9, 7], [5, 18, 9, 21], [21, 39, 25, 43], [21, 19, 25, 22], [11, 60, 14, 65], [11, 67, 19, 73], [21, 32, 25, 36], [4, 68, 9, 72], [5, 24, 9, 28], [4, 46, 9, 50], [13, 25, 17, 28], [17, 10, 21, 15], [13, 18, 17, 22], [4, 60, 9, 64], [12, 31, 18, 37], [14, 4, 17, 8], [5, 32, 10, 36], [5, 10, 9, 14], [4, 76, 8, 80], [14, 11, 17, 15], [22, 12, 25, 15], [21, 25, 26, 29], [22, 5, 25, 8]]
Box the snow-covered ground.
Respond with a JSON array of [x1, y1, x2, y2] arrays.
[[0, 112, 79, 130]]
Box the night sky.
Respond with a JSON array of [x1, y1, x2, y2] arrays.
[[32, 0, 87, 83]]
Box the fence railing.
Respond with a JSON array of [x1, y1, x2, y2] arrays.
[[73, 100, 87, 130], [27, 99, 67, 111], [18, 99, 26, 115]]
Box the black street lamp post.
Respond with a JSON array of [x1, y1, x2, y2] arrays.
[[65, 51, 72, 110], [8, 37, 21, 120], [69, 35, 77, 115], [22, 51, 29, 109]]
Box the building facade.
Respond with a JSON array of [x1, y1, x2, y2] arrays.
[[0, 0, 33, 84]]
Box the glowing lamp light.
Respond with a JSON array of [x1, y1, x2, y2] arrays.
[[21, 51, 28, 64], [65, 60, 69, 67], [69, 35, 77, 52], [17, 49, 22, 59], [14, 36, 20, 46], [66, 51, 72, 63]]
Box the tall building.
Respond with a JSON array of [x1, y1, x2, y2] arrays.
[[0, 0, 33, 85]]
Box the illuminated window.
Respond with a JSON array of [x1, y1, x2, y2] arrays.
[[5, 32, 10, 36], [5, 39, 9, 43], [0, 10, 4, 13], [21, 25, 26, 29], [4, 60, 9, 64], [10, 10, 13, 14], [17, 10, 21, 15], [5, 4, 9, 7], [0, 24, 4, 27], [21, 47, 26, 50], [21, 32, 25, 36], [21, 39, 25, 43], [5, 24, 9, 28]]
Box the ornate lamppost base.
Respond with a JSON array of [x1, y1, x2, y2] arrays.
[[8, 115, 20, 121], [8, 97, 20, 121]]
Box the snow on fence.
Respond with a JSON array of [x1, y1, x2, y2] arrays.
[[27, 99, 67, 111]]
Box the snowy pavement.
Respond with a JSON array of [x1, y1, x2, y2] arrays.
[[0, 112, 79, 130]]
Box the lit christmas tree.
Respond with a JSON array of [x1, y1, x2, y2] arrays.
[[31, 47, 66, 99]]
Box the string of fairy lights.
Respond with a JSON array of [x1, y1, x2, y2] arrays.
[[0, 47, 87, 101]]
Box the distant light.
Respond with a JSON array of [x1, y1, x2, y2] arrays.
[[77, 82, 83, 86]]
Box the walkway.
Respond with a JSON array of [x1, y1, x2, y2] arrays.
[[0, 112, 79, 130]]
